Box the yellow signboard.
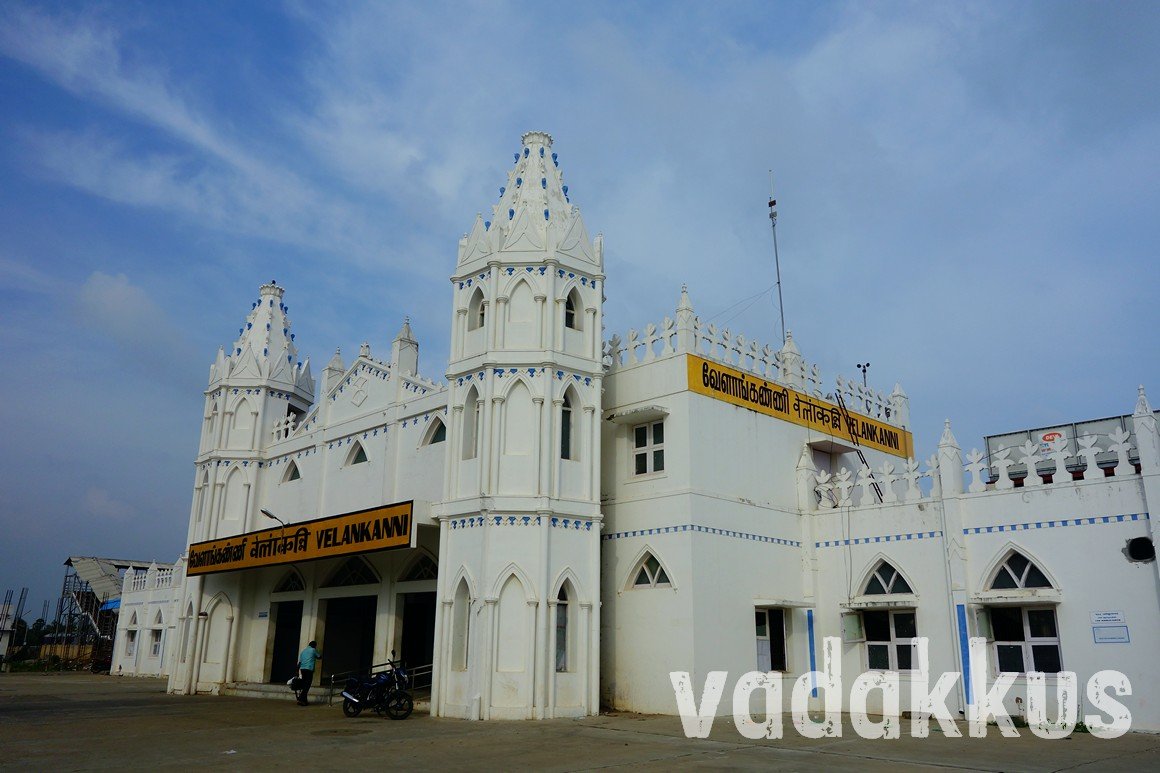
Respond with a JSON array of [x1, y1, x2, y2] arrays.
[[186, 501, 414, 576], [687, 355, 913, 458]]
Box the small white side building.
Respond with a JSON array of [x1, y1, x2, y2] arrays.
[[111, 561, 183, 677]]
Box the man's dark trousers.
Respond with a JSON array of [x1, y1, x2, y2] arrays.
[[299, 669, 314, 705]]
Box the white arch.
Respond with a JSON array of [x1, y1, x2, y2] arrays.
[[499, 273, 541, 301], [448, 565, 478, 599], [550, 566, 587, 605], [622, 544, 676, 591], [203, 591, 233, 616], [553, 378, 591, 407], [344, 440, 368, 466], [419, 416, 447, 447], [466, 286, 486, 330], [489, 561, 538, 602], [979, 542, 1061, 592], [396, 547, 439, 582], [855, 554, 918, 596]]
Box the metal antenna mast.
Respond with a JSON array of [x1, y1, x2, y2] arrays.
[[768, 171, 786, 346]]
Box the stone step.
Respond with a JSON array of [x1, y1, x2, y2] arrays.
[[222, 681, 429, 712]]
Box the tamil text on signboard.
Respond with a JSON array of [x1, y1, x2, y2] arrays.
[[186, 501, 413, 576], [687, 354, 914, 458]]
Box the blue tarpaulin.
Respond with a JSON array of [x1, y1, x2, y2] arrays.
[[99, 599, 120, 611]]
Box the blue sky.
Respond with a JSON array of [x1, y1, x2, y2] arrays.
[[2, 1, 1158, 616]]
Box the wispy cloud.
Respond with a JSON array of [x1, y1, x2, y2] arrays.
[[83, 487, 134, 522]]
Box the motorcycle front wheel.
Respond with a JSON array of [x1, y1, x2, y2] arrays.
[[384, 690, 413, 720], [342, 698, 363, 717]]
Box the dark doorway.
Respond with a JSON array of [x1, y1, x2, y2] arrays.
[[268, 600, 303, 683], [320, 595, 377, 684], [400, 592, 437, 688]]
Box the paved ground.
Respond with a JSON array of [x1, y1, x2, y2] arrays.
[[1, 673, 1158, 771]]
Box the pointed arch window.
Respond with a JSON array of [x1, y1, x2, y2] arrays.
[[462, 387, 481, 461], [989, 551, 1051, 590], [345, 442, 369, 466], [555, 584, 571, 672], [273, 570, 305, 593], [422, 417, 447, 446], [452, 578, 471, 670], [631, 552, 671, 589], [560, 392, 574, 460], [863, 561, 913, 595], [985, 551, 1061, 673], [467, 288, 486, 331], [321, 557, 379, 588], [399, 555, 438, 582], [283, 461, 301, 482], [860, 561, 916, 671], [149, 611, 163, 657], [564, 289, 582, 330]]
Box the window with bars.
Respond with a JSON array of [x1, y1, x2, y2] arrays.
[[273, 570, 305, 593], [863, 610, 917, 670], [631, 552, 671, 588], [632, 421, 665, 476], [864, 562, 913, 595], [990, 551, 1051, 589], [986, 552, 1060, 673], [989, 606, 1062, 673], [321, 557, 379, 587]]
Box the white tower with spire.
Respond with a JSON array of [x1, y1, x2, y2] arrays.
[[192, 280, 314, 544], [433, 132, 604, 719], [172, 281, 313, 694]]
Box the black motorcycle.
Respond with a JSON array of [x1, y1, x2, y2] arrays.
[[340, 657, 413, 720]]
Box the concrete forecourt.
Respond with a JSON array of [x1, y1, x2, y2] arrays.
[[2, 673, 1158, 771]]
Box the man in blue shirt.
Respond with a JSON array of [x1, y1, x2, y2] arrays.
[[297, 640, 322, 706]]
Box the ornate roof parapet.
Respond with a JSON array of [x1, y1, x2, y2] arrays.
[[604, 286, 825, 396], [823, 427, 1143, 511], [456, 131, 599, 272], [208, 280, 313, 399]]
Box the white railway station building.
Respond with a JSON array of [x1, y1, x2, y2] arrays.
[[119, 131, 1159, 731]]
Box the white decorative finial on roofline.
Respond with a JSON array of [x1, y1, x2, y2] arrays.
[[521, 130, 554, 147], [1136, 384, 1152, 416]]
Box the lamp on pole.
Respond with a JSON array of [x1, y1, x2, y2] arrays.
[[856, 362, 870, 388], [260, 508, 286, 529]]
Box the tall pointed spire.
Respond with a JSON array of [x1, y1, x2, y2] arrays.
[[208, 280, 312, 398], [457, 131, 598, 271]]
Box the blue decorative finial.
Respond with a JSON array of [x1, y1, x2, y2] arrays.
[[562, 185, 568, 195], [499, 186, 505, 196], [516, 177, 522, 187], [484, 220, 491, 230], [508, 208, 514, 220], [544, 209, 549, 220], [541, 177, 546, 189], [539, 147, 544, 157], [523, 147, 529, 158], [514, 152, 519, 162]]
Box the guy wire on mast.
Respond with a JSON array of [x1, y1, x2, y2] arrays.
[[768, 170, 786, 346]]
